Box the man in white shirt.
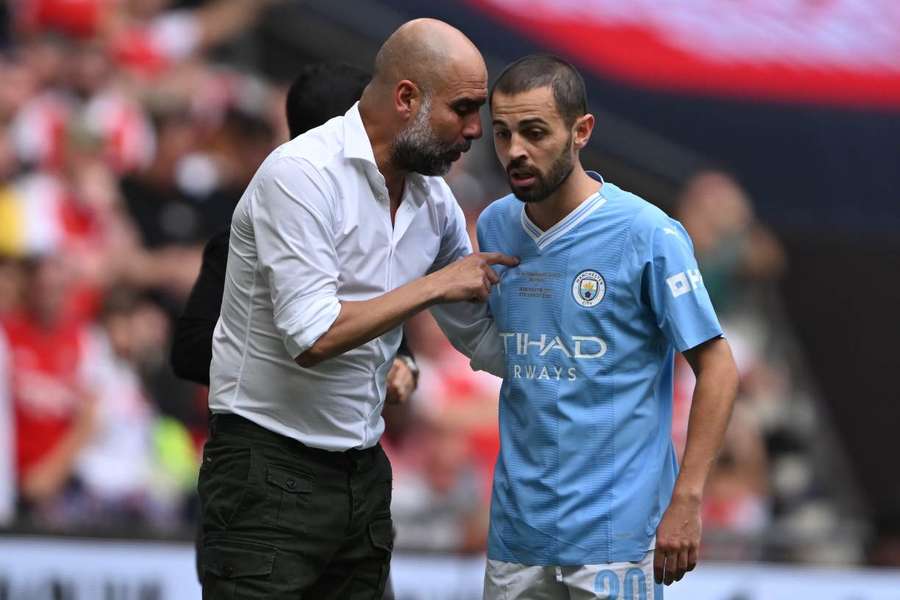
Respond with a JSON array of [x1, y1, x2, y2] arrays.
[[198, 18, 516, 600]]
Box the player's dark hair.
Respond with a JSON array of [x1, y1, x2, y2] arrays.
[[286, 63, 371, 138], [490, 54, 587, 126]]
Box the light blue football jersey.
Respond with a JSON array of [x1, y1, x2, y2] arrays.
[[478, 173, 723, 566]]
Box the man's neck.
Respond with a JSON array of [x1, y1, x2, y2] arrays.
[[360, 102, 406, 209], [525, 164, 602, 232]]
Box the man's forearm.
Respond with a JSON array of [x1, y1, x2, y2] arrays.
[[296, 251, 516, 367], [674, 337, 739, 500], [296, 276, 441, 367]]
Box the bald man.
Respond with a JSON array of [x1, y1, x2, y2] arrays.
[[198, 19, 516, 599]]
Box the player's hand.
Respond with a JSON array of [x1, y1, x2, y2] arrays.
[[654, 494, 702, 586], [429, 252, 518, 303], [385, 357, 416, 405]]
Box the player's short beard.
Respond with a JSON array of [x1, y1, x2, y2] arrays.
[[508, 135, 575, 204], [391, 94, 471, 176]]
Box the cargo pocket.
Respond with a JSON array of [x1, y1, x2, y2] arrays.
[[201, 539, 276, 599], [198, 445, 254, 532], [264, 465, 313, 529], [369, 517, 394, 597]]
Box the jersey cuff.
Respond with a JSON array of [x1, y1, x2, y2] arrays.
[[470, 327, 506, 378], [676, 327, 725, 353]]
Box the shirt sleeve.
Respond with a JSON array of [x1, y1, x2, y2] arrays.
[[427, 199, 505, 377], [252, 156, 342, 359], [642, 217, 723, 352]]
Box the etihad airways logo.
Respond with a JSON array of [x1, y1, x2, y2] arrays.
[[498, 333, 607, 360], [498, 332, 607, 382]]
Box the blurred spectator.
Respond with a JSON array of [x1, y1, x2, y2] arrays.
[[7, 35, 156, 175], [406, 311, 501, 486], [15, 0, 273, 76], [0, 0, 286, 540], [0, 56, 37, 124], [120, 107, 208, 246], [389, 312, 500, 553], [0, 257, 25, 316], [108, 0, 274, 79], [677, 170, 785, 315], [15, 32, 68, 91], [70, 290, 162, 528], [203, 106, 275, 204], [0, 292, 13, 526], [701, 402, 771, 557], [16, 0, 109, 40], [0, 125, 21, 182], [674, 170, 863, 563], [0, 254, 100, 522], [389, 414, 488, 554], [0, 127, 181, 317]]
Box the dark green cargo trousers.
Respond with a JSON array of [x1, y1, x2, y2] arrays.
[[197, 413, 393, 599]]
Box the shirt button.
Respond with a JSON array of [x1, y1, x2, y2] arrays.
[[223, 564, 234, 577], [286, 478, 296, 489]]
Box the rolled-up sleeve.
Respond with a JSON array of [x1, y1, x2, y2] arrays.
[[428, 201, 505, 378], [253, 156, 341, 358]]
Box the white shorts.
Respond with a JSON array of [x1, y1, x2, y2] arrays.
[[484, 550, 661, 600]]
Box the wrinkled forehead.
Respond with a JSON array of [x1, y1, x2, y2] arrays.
[[491, 86, 564, 127]]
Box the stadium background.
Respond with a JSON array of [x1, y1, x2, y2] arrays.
[[0, 0, 898, 598]]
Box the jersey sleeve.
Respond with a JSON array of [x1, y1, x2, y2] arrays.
[[428, 195, 505, 378], [642, 217, 723, 352]]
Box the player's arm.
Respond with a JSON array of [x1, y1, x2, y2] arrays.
[[427, 201, 509, 378], [677, 337, 739, 502], [654, 336, 738, 585], [640, 215, 738, 586], [252, 156, 516, 369], [296, 254, 514, 368]]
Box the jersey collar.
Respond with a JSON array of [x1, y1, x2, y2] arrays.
[[520, 172, 607, 251]]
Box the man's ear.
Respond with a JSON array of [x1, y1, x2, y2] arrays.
[[395, 80, 421, 119], [573, 113, 595, 150]]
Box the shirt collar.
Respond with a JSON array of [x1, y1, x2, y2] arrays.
[[343, 102, 377, 165], [343, 102, 430, 201]]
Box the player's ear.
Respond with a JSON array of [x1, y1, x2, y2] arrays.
[[572, 113, 595, 150], [395, 80, 421, 120]]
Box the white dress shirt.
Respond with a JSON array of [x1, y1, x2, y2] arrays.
[[209, 103, 503, 451]]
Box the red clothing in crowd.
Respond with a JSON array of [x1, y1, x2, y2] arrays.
[[1, 312, 93, 481]]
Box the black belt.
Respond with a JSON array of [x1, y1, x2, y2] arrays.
[[209, 412, 380, 468]]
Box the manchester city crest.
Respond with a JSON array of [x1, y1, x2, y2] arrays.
[[572, 270, 606, 307]]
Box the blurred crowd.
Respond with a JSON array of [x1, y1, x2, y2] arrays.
[[0, 0, 285, 534], [0, 0, 869, 566]]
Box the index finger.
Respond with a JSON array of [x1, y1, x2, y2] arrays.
[[480, 252, 519, 267]]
